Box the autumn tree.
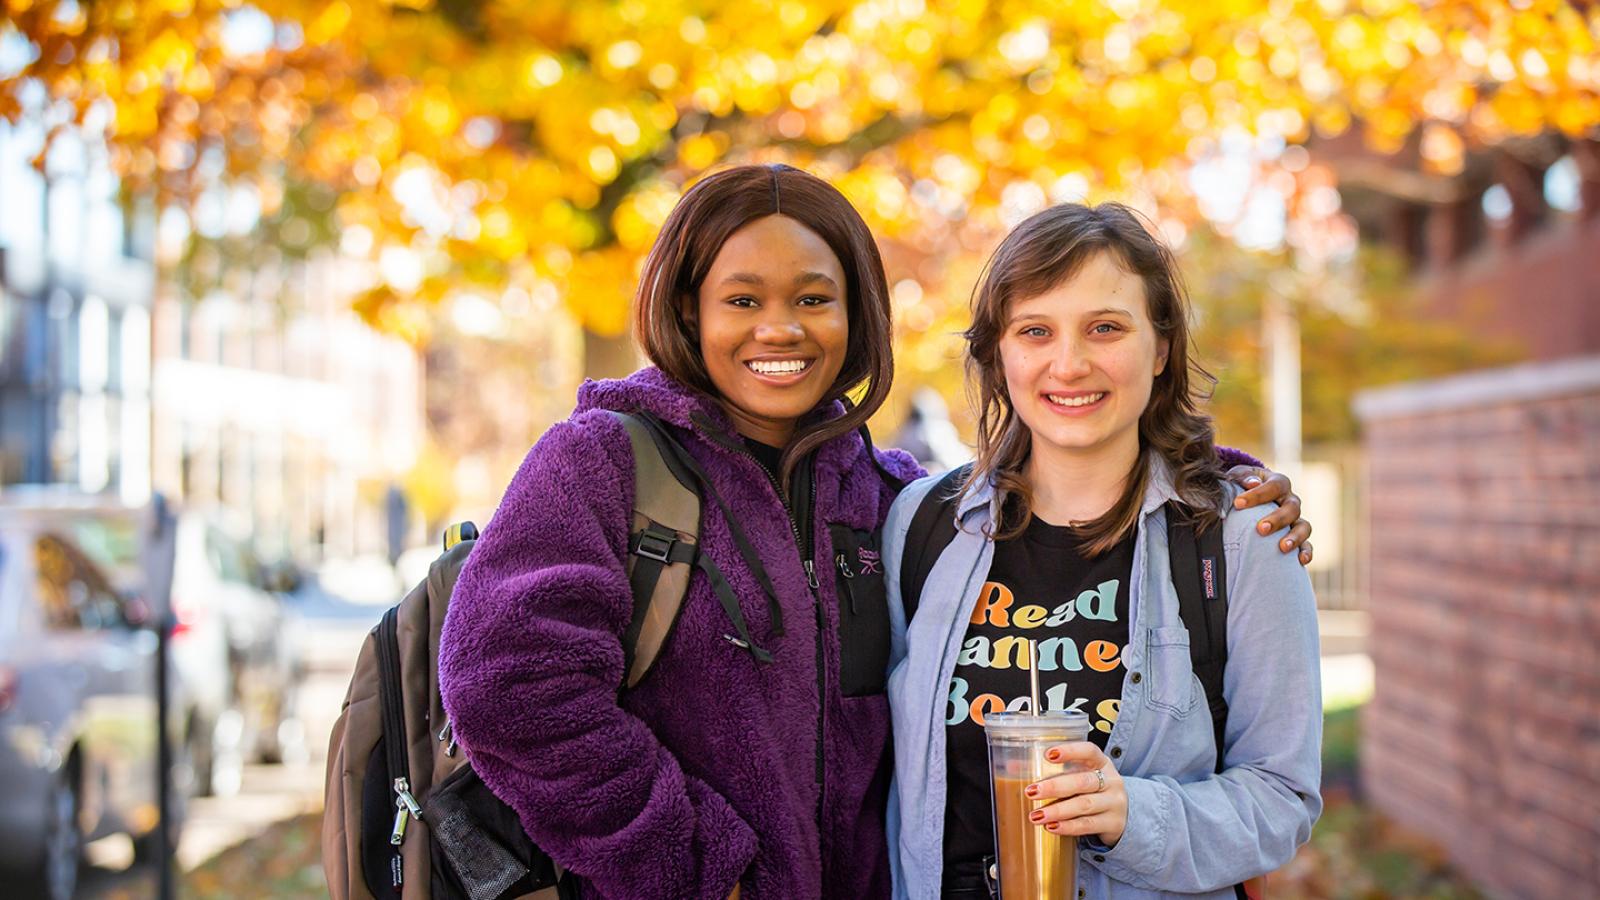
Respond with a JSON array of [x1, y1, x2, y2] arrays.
[[0, 0, 1589, 508], [5, 0, 1596, 374]]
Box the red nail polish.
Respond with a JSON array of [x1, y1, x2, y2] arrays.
[[1030, 810, 1044, 823], [1025, 784, 1038, 797], [1047, 749, 1060, 762]]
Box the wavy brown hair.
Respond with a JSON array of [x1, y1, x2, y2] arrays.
[[634, 164, 894, 485], [962, 202, 1225, 553]]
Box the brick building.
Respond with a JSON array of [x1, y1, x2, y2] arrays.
[[1323, 135, 1600, 363], [1326, 125, 1600, 897], [1355, 356, 1600, 897]]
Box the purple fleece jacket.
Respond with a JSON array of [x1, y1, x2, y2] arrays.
[[438, 367, 923, 900]]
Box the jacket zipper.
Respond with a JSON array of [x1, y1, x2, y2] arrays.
[[727, 444, 829, 830]]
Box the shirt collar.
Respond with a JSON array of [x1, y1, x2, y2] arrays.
[[955, 450, 1188, 528]]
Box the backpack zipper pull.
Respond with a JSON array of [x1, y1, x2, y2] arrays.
[[390, 805, 410, 847], [438, 721, 457, 757], [804, 558, 819, 591], [835, 552, 854, 579], [391, 776, 424, 846], [395, 777, 424, 820]]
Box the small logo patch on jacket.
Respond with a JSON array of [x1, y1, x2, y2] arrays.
[[1201, 557, 1217, 600], [857, 547, 882, 576]]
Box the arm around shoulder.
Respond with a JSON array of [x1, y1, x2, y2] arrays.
[[1097, 500, 1322, 892]]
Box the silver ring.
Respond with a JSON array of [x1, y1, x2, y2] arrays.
[[1093, 768, 1106, 793]]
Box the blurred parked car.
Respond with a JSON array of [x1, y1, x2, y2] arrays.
[[22, 497, 309, 797], [166, 512, 306, 795], [0, 492, 182, 900]]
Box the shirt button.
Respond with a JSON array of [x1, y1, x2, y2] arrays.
[[1093, 853, 1106, 862], [1110, 746, 1123, 759], [1130, 672, 1142, 684]]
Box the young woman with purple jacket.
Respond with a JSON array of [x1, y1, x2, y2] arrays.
[[436, 166, 1313, 899]]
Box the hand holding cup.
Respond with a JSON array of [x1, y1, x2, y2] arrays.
[[1025, 741, 1128, 848]]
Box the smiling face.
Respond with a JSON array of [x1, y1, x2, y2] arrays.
[[999, 251, 1170, 468], [692, 214, 850, 446]]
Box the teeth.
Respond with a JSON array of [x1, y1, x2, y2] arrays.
[[748, 360, 809, 375], [1046, 392, 1105, 408]]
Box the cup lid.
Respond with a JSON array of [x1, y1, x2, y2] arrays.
[[982, 709, 1090, 734]]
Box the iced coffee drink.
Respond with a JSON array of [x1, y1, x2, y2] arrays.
[[984, 710, 1090, 899]]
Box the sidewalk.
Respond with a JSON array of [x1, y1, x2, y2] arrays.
[[1318, 609, 1372, 710]]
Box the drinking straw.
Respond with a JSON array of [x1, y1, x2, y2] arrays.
[[1028, 638, 1042, 715], [1027, 636, 1047, 889]]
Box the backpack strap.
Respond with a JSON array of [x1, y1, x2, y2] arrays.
[[1164, 501, 1230, 774], [610, 411, 709, 687], [611, 411, 784, 676], [898, 464, 971, 622]]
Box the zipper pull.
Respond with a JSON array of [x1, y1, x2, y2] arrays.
[[391, 776, 424, 846], [804, 558, 819, 591], [837, 553, 859, 615], [395, 778, 424, 820], [390, 805, 410, 846], [438, 721, 457, 757]]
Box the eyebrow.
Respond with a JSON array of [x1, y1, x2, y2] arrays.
[[1007, 306, 1135, 326], [719, 271, 841, 290]]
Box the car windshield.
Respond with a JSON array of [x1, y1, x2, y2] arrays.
[[207, 527, 258, 584], [68, 516, 144, 589]]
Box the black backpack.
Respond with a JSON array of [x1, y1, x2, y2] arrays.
[[324, 411, 785, 900], [898, 464, 1233, 771]]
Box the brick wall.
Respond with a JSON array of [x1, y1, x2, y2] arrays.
[[1354, 357, 1600, 899], [1416, 216, 1600, 363]]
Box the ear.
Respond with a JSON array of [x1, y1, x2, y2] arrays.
[[1154, 337, 1171, 377], [679, 293, 699, 333]]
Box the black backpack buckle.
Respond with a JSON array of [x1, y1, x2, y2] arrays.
[[633, 529, 676, 563]]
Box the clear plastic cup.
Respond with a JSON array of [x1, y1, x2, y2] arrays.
[[984, 710, 1091, 899]]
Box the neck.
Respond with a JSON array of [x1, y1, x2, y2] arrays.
[[1022, 431, 1141, 526], [721, 403, 795, 448]]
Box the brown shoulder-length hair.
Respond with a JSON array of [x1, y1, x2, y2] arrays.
[[635, 164, 894, 484], [962, 202, 1225, 553]]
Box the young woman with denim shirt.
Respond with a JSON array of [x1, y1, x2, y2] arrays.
[[882, 203, 1322, 899]]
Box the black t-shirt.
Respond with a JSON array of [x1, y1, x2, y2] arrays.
[[941, 519, 1136, 869], [743, 438, 784, 479]]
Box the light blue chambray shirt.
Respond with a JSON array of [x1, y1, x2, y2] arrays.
[[883, 455, 1322, 900]]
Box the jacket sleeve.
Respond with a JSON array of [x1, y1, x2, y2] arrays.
[[879, 473, 943, 900], [871, 446, 928, 506], [438, 413, 756, 900], [1216, 445, 1262, 469], [1093, 503, 1323, 892]]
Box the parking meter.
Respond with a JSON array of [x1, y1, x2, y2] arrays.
[[144, 493, 177, 900]]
